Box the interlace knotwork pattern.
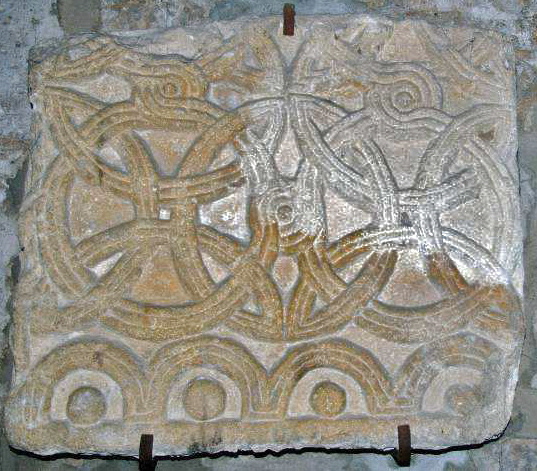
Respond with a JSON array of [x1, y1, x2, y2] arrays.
[[7, 17, 524, 455]]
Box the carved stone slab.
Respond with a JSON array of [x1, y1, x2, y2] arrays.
[[6, 15, 524, 456]]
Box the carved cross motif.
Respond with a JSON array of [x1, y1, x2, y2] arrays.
[[7, 16, 523, 455]]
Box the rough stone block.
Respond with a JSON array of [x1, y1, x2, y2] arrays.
[[6, 15, 524, 456], [500, 439, 537, 470]]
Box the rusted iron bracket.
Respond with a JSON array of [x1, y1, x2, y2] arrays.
[[283, 3, 295, 36], [394, 424, 412, 467], [139, 434, 157, 471]]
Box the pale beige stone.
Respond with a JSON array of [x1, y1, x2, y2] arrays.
[[6, 15, 524, 457]]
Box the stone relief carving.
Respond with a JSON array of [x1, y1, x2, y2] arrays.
[[6, 16, 523, 455]]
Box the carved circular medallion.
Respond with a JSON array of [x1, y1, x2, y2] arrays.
[[310, 381, 347, 417], [183, 378, 227, 421], [66, 387, 106, 426]]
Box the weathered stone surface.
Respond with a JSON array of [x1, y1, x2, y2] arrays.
[[500, 439, 537, 470], [6, 15, 524, 457]]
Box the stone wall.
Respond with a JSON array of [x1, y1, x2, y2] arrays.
[[0, 0, 536, 469]]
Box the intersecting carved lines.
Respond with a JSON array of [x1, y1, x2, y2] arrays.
[[7, 20, 525, 454], [31, 29, 521, 346]]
